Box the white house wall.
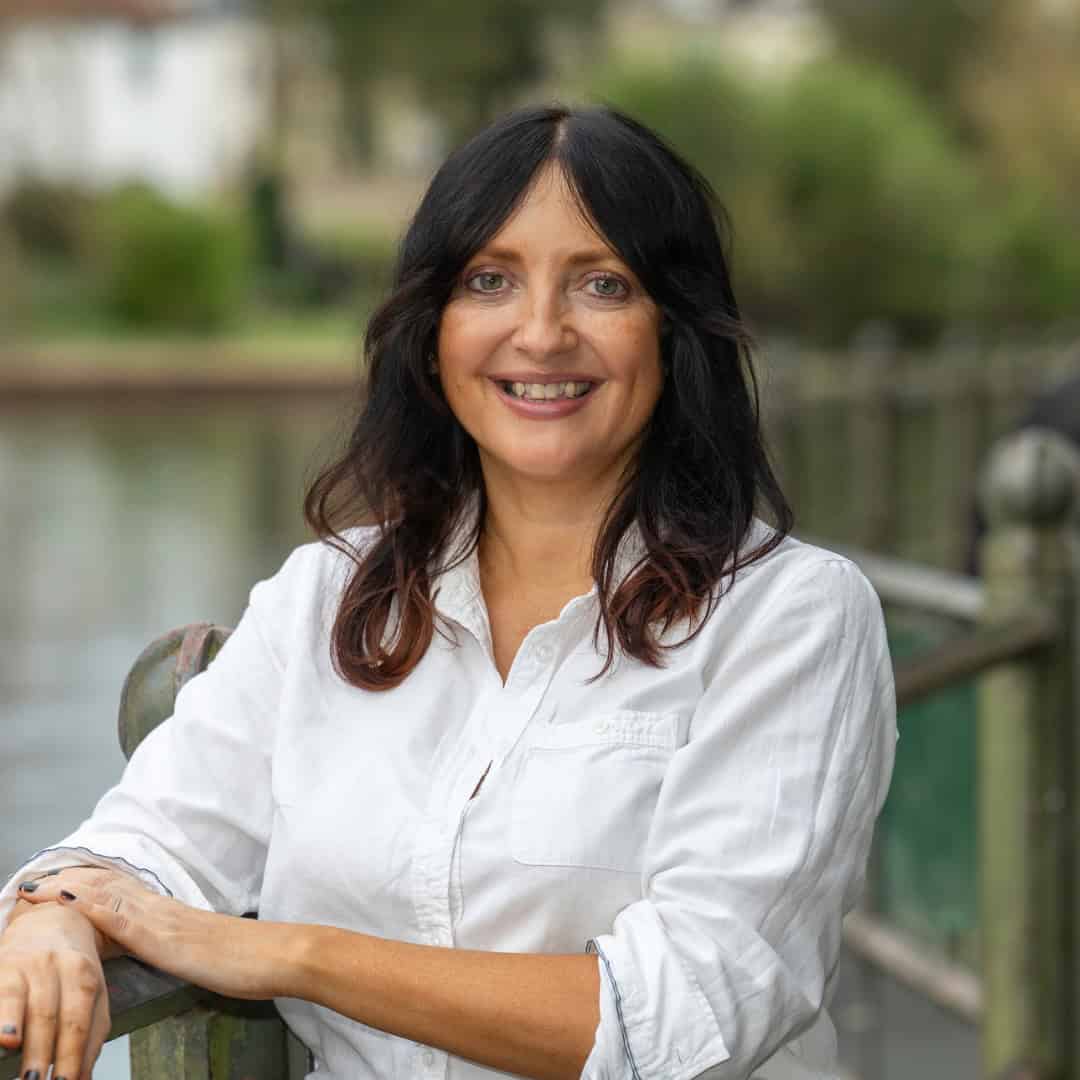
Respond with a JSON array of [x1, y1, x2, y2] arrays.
[[0, 14, 271, 202]]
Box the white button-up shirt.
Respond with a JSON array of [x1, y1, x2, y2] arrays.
[[1, 514, 897, 1080]]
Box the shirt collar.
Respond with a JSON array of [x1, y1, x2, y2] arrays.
[[430, 491, 647, 629]]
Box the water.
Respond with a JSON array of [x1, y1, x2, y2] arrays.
[[0, 397, 977, 1079]]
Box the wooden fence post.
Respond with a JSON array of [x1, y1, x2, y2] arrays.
[[976, 428, 1080, 1079], [935, 325, 984, 573], [849, 321, 899, 553]]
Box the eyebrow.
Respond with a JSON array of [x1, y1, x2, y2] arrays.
[[470, 244, 620, 267]]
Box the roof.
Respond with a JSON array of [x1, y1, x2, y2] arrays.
[[0, 0, 216, 23]]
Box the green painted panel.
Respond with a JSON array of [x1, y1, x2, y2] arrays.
[[877, 612, 979, 969]]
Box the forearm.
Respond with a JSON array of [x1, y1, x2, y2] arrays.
[[282, 924, 601, 1080]]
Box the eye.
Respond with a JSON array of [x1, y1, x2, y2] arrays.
[[466, 271, 507, 294], [585, 274, 629, 300]]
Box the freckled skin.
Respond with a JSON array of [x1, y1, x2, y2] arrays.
[[436, 162, 664, 491]]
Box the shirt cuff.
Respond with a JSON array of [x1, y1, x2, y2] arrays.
[[581, 903, 731, 1079], [0, 844, 175, 935]]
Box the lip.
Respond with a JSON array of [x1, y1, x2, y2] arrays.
[[489, 373, 600, 385], [489, 376, 598, 420]]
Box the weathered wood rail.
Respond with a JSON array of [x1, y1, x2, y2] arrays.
[[2, 426, 1078, 1079]]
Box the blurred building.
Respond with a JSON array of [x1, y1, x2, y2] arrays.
[[614, 0, 825, 77], [0, 0, 271, 201]]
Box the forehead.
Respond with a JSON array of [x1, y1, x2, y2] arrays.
[[481, 162, 617, 258]]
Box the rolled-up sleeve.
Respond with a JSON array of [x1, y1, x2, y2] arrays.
[[580, 557, 897, 1079], [0, 544, 313, 934]]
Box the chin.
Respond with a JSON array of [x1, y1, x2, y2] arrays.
[[494, 448, 589, 482]]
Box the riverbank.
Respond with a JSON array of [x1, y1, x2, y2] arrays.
[[0, 334, 367, 404]]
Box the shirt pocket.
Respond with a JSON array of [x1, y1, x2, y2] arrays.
[[509, 709, 681, 873]]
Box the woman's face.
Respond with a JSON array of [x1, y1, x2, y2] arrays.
[[436, 163, 663, 493]]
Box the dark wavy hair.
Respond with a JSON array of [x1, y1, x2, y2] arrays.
[[303, 102, 794, 690]]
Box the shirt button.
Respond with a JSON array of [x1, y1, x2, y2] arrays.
[[594, 719, 608, 733], [535, 643, 553, 661], [423, 1049, 436, 1066]]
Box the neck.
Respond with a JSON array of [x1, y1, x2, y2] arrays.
[[476, 463, 627, 595]]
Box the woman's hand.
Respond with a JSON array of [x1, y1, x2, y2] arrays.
[[0, 900, 111, 1080], [17, 872, 294, 1002]]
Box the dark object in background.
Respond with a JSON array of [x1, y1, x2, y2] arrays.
[[251, 170, 290, 272], [966, 371, 1080, 576], [249, 168, 360, 308], [2, 179, 94, 259]]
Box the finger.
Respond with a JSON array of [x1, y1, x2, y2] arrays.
[[0, 970, 28, 1050], [18, 961, 60, 1080], [16, 869, 131, 906], [53, 953, 102, 1080], [79, 990, 111, 1080]]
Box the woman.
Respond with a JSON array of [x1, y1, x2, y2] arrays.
[[0, 104, 896, 1080]]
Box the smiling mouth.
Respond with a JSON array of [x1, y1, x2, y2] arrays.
[[496, 379, 595, 401]]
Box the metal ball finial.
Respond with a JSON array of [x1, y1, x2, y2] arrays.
[[977, 427, 1080, 528]]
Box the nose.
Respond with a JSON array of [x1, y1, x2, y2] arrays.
[[511, 283, 577, 360]]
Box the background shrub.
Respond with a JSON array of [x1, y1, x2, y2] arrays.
[[766, 58, 981, 343], [2, 179, 95, 260], [91, 184, 253, 332]]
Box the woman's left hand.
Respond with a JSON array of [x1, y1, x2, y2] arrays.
[[17, 872, 291, 1001]]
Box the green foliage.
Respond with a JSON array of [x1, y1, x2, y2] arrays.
[[91, 184, 253, 332], [2, 179, 95, 259], [811, 0, 1007, 106], [767, 59, 981, 343], [590, 54, 766, 187], [972, 186, 1080, 326]]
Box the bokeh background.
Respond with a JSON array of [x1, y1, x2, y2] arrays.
[[3, 1, 1079, 1077]]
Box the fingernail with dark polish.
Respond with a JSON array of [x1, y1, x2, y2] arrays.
[[23, 1070, 40, 1080], [17, 881, 37, 892], [59, 890, 76, 901], [1, 1024, 15, 1034], [44, 869, 61, 876]]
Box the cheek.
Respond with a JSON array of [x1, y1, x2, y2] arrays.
[[612, 322, 663, 393], [438, 303, 501, 365]]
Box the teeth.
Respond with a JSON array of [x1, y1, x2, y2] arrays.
[[504, 380, 592, 401]]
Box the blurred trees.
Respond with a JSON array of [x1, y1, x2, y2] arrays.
[[590, 46, 1080, 345], [957, 3, 1080, 214], [264, 0, 605, 160], [814, 0, 1009, 118], [815, 0, 1080, 224]]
